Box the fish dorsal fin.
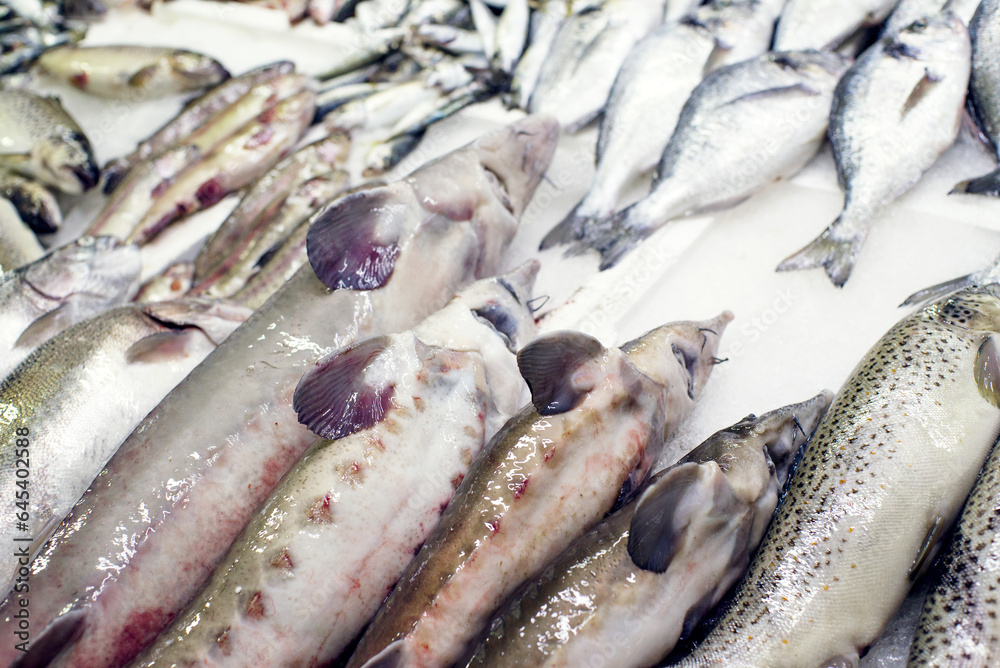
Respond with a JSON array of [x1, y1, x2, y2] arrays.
[[975, 335, 1000, 408], [516, 331, 605, 415], [13, 303, 72, 350], [627, 461, 741, 573], [306, 189, 405, 291], [902, 68, 943, 118], [293, 336, 397, 440]]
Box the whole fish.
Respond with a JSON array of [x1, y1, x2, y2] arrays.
[[529, 0, 665, 132], [462, 392, 833, 668], [506, 0, 569, 109], [673, 285, 1000, 668], [774, 0, 900, 51], [347, 312, 733, 668], [103, 61, 295, 193], [544, 50, 850, 269], [36, 45, 229, 99], [0, 90, 97, 195], [133, 262, 194, 303], [0, 198, 42, 273], [124, 89, 317, 246], [954, 0, 1000, 195], [492, 0, 529, 76], [0, 115, 559, 668], [0, 236, 140, 379], [229, 217, 310, 310], [778, 14, 971, 287], [130, 264, 540, 668], [0, 169, 60, 234], [0, 298, 250, 593], [556, 0, 783, 238], [885, 0, 983, 34]]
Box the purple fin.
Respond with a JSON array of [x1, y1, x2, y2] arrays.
[[516, 331, 605, 415], [306, 189, 404, 291], [293, 336, 396, 440]]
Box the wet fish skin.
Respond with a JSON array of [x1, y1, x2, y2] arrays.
[[0, 169, 60, 234], [0, 90, 97, 195], [884, 0, 983, 34], [774, 0, 900, 51], [674, 285, 1000, 668], [129, 264, 540, 668], [506, 0, 568, 110], [0, 236, 141, 379], [0, 197, 42, 273], [461, 392, 833, 668], [778, 14, 971, 287], [0, 298, 250, 593], [347, 311, 733, 668], [133, 262, 194, 303], [0, 116, 559, 668]]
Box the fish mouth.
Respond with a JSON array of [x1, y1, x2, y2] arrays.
[[73, 161, 100, 192]]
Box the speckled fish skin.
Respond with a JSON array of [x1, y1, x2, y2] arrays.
[[0, 90, 97, 195], [0, 197, 42, 273], [545, 50, 849, 269], [673, 285, 1000, 668], [0, 169, 60, 234], [0, 115, 559, 668], [774, 0, 900, 51], [529, 0, 666, 132], [0, 298, 250, 595], [0, 236, 140, 379], [346, 311, 733, 668], [102, 61, 295, 193], [461, 392, 833, 668], [36, 45, 229, 99], [778, 14, 971, 287], [884, 0, 983, 34], [129, 264, 540, 668]]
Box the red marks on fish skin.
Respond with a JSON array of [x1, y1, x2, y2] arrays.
[[543, 447, 557, 463], [111, 608, 174, 667], [258, 105, 278, 124], [245, 127, 275, 150], [413, 396, 426, 412], [341, 461, 365, 487], [488, 517, 502, 535], [450, 473, 464, 491], [269, 547, 294, 572], [71, 71, 88, 89], [245, 591, 273, 619], [308, 494, 334, 524], [216, 627, 232, 656], [196, 178, 228, 207], [151, 180, 171, 198], [512, 478, 530, 500]]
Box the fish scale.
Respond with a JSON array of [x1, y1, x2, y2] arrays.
[[675, 287, 1000, 668]]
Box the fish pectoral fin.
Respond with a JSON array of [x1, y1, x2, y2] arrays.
[[293, 335, 398, 440], [902, 69, 943, 118], [306, 188, 403, 291], [125, 330, 203, 364], [128, 63, 164, 88], [627, 461, 743, 574], [721, 83, 820, 108], [14, 304, 75, 350], [908, 515, 948, 582], [900, 273, 976, 308], [974, 335, 1000, 409], [516, 331, 606, 415], [11, 608, 86, 668]]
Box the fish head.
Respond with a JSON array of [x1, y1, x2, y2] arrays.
[[266, 89, 319, 132], [167, 52, 230, 88], [887, 11, 970, 61], [23, 236, 141, 303], [38, 130, 99, 195], [620, 311, 733, 400], [445, 260, 541, 352], [142, 298, 251, 345], [928, 284, 1000, 333]]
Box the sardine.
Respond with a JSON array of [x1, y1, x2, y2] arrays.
[[133, 262, 194, 303], [674, 285, 1000, 668], [0, 116, 559, 668], [545, 50, 850, 269], [315, 27, 406, 81], [35, 45, 229, 99], [0, 298, 250, 592], [462, 392, 833, 668], [130, 264, 540, 668], [953, 0, 1000, 195], [0, 169, 60, 234], [0, 90, 97, 194], [506, 0, 567, 109], [228, 217, 310, 310], [492, 0, 529, 76], [347, 312, 733, 668], [885, 0, 983, 34], [0, 236, 140, 379], [0, 197, 42, 273], [778, 14, 971, 287], [774, 0, 900, 51]]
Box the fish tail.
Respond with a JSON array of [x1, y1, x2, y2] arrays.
[[591, 206, 655, 271], [776, 218, 866, 288], [952, 167, 1000, 196], [538, 202, 593, 251]]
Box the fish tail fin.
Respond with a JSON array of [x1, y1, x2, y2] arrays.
[[952, 167, 1000, 196], [539, 201, 593, 251], [591, 206, 655, 271], [776, 218, 866, 288]]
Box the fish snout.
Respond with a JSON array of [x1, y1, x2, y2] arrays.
[[473, 114, 560, 218]]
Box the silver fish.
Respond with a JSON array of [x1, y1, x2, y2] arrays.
[[462, 392, 833, 668], [545, 50, 850, 269], [0, 116, 559, 668], [506, 0, 569, 110], [885, 0, 983, 34], [953, 0, 1000, 195], [0, 298, 250, 593], [315, 27, 406, 81], [492, 0, 529, 76], [0, 197, 42, 273], [0, 236, 140, 379], [774, 0, 900, 51], [133, 262, 194, 303], [0, 169, 60, 234], [674, 285, 1000, 668], [228, 220, 309, 310], [0, 90, 97, 195], [130, 264, 540, 668], [347, 312, 733, 668], [778, 14, 971, 287]]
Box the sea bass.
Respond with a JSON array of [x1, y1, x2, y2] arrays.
[[347, 312, 733, 668], [778, 13, 971, 287], [130, 264, 540, 668], [774, 0, 900, 51], [0, 115, 559, 668], [953, 0, 1000, 195], [0, 299, 250, 593], [674, 285, 1000, 668], [462, 392, 833, 668]]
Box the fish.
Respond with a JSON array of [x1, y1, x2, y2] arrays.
[[0, 115, 559, 668], [228, 215, 311, 310], [492, 0, 529, 76], [102, 61, 295, 193], [124, 89, 317, 246], [885, 0, 983, 34], [346, 311, 733, 668], [773, 0, 900, 51], [315, 27, 406, 81], [953, 0, 1000, 195], [554, 0, 784, 241], [129, 263, 540, 668], [35, 45, 229, 99], [529, 0, 666, 133], [0, 169, 60, 234], [0, 298, 250, 594], [133, 262, 194, 303], [461, 392, 834, 668], [0, 90, 97, 195], [901, 253, 1000, 308], [544, 50, 850, 269], [672, 284, 1000, 668], [778, 14, 971, 287], [413, 24, 486, 55], [0, 197, 42, 273]]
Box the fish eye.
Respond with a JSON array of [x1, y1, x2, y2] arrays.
[[911, 19, 928, 31], [473, 303, 519, 351]]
